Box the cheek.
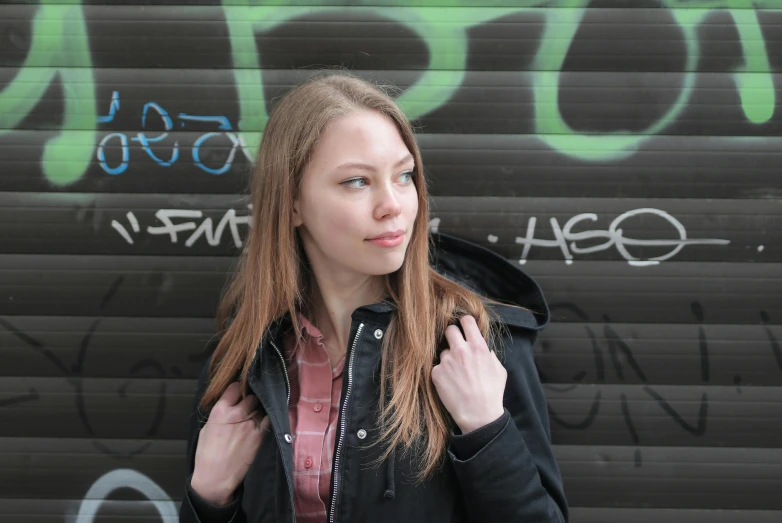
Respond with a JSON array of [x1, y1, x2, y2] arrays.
[[309, 195, 362, 234], [405, 190, 419, 220]]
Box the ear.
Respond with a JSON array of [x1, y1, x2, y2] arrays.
[[292, 197, 303, 227]]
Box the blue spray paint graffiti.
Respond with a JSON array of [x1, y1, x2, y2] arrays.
[[95, 91, 255, 175]]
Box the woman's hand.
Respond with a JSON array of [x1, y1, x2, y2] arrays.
[[190, 382, 270, 506], [432, 315, 507, 434]]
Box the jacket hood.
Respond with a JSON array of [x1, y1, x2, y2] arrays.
[[429, 232, 550, 331]]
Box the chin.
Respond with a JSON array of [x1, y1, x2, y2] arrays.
[[365, 264, 403, 277], [361, 254, 405, 276]]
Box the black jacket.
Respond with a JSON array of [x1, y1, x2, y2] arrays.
[[179, 232, 568, 523]]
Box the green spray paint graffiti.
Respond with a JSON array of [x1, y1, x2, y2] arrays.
[[0, 1, 96, 186], [226, 0, 776, 161], [0, 0, 778, 185]]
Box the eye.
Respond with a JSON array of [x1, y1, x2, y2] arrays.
[[399, 170, 414, 184], [341, 177, 367, 189]]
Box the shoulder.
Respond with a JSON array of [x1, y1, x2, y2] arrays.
[[488, 302, 547, 332], [486, 301, 547, 360], [486, 304, 545, 397]]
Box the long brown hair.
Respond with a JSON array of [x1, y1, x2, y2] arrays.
[[202, 71, 501, 481]]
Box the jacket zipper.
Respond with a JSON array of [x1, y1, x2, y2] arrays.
[[269, 337, 295, 522], [328, 322, 364, 523], [269, 339, 291, 406]]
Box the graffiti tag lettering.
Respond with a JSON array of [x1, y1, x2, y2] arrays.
[[75, 469, 177, 523], [489, 208, 730, 266], [96, 92, 255, 176], [112, 207, 252, 248]]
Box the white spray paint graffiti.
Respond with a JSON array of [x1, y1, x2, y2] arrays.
[[75, 468, 177, 523], [489, 208, 730, 266], [112, 206, 252, 248], [111, 207, 730, 266]]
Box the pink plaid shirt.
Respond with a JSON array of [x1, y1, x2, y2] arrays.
[[283, 313, 346, 523]]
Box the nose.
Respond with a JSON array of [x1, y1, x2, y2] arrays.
[[373, 180, 403, 220]]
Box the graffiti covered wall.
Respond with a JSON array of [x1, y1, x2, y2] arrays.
[[1, 0, 781, 521]]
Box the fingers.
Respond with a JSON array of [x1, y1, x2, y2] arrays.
[[436, 348, 451, 366], [459, 315, 483, 346], [258, 414, 271, 432], [444, 324, 465, 349], [431, 349, 448, 385], [250, 410, 263, 429], [445, 315, 484, 352], [220, 381, 243, 407], [251, 412, 271, 439], [239, 393, 261, 416]]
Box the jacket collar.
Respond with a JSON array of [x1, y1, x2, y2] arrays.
[[254, 231, 548, 357], [257, 299, 396, 355], [430, 232, 550, 330]]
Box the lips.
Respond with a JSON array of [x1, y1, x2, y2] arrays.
[[368, 229, 405, 240]]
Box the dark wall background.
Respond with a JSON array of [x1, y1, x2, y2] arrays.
[[1, 0, 781, 522]]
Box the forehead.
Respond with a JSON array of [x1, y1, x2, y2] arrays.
[[310, 110, 413, 170]]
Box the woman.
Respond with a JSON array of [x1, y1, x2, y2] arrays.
[[179, 72, 568, 523]]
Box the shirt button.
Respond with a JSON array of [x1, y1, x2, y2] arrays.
[[357, 429, 367, 440], [374, 329, 383, 339], [304, 458, 313, 469], [284, 433, 293, 443], [314, 403, 323, 412]]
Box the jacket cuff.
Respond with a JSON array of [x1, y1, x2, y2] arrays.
[[446, 412, 566, 523], [186, 474, 242, 523], [448, 409, 510, 460]]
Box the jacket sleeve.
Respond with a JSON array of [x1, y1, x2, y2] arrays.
[[446, 326, 569, 523], [179, 359, 245, 523]]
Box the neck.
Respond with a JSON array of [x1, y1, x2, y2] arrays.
[[308, 273, 385, 358]]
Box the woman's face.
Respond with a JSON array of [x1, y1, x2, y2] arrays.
[[293, 109, 419, 281]]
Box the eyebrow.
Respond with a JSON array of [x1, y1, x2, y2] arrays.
[[334, 153, 415, 172]]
